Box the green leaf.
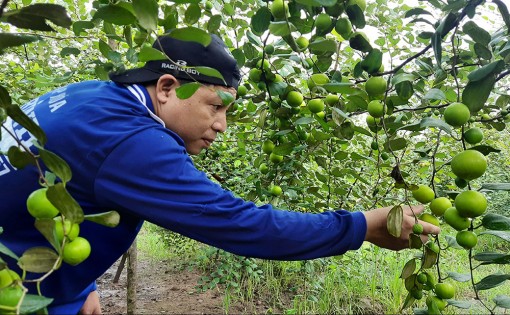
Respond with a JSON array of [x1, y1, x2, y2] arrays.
[[34, 219, 59, 251], [424, 88, 446, 100], [5, 105, 47, 145], [437, 12, 459, 37], [72, 21, 95, 36], [447, 300, 473, 309], [0, 85, 11, 108], [84, 211, 120, 228], [360, 49, 383, 74], [20, 294, 54, 315], [467, 60, 505, 82], [422, 246, 438, 269], [405, 8, 433, 18], [462, 75, 496, 112], [490, 121, 506, 131], [7, 146, 34, 169], [475, 274, 510, 291], [295, 117, 315, 125], [469, 145, 501, 155], [474, 43, 493, 60], [396, 81, 413, 100], [391, 73, 415, 85], [98, 40, 113, 59], [309, 39, 337, 53], [419, 117, 452, 134], [0, 33, 39, 51], [176, 82, 201, 99], [168, 27, 211, 47], [400, 258, 416, 279], [133, 0, 159, 32], [387, 205, 403, 238], [207, 15, 222, 35], [479, 231, 510, 242], [482, 254, 510, 265], [184, 3, 201, 25], [216, 90, 235, 106], [138, 46, 167, 62], [93, 5, 137, 25], [60, 47, 81, 57], [463, 20, 491, 46], [494, 295, 510, 309], [37, 148, 72, 183], [323, 82, 356, 94], [170, 0, 200, 3], [231, 48, 245, 68], [346, 4, 365, 29], [352, 126, 372, 137], [474, 251, 509, 262], [401, 293, 415, 310], [273, 142, 294, 155], [0, 241, 19, 260], [493, 0, 510, 31], [46, 183, 84, 224], [269, 21, 294, 36], [431, 31, 442, 67], [482, 213, 510, 230], [251, 7, 271, 34], [295, 0, 336, 5], [447, 272, 471, 282], [339, 122, 355, 140], [481, 183, 510, 191], [349, 32, 372, 52], [246, 31, 263, 47], [18, 246, 59, 273], [384, 138, 407, 151], [195, 66, 225, 83], [5, 4, 71, 31]]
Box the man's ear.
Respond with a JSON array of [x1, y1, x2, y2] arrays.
[[156, 74, 179, 103]]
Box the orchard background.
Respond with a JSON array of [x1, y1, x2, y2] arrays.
[[1, 0, 510, 313]]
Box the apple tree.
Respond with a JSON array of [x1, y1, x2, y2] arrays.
[[1, 0, 510, 313]]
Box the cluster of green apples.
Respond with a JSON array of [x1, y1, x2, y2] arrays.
[[26, 188, 91, 266], [0, 267, 23, 312], [404, 144, 489, 312]]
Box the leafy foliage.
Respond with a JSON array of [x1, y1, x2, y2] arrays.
[[0, 0, 509, 313]]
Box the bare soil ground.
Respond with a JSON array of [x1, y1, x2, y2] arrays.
[[97, 256, 271, 314], [98, 257, 226, 314]]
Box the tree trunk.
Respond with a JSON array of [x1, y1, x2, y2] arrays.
[[126, 240, 137, 315]]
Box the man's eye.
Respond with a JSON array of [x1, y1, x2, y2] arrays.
[[213, 105, 222, 111]]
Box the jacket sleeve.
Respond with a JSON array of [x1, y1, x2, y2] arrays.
[[94, 128, 367, 260]]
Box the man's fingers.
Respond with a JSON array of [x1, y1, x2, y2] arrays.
[[418, 220, 441, 235], [404, 204, 425, 215]]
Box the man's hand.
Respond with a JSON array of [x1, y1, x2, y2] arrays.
[[79, 290, 102, 315], [363, 205, 441, 250]]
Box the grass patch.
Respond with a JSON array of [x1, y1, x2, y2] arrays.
[[135, 223, 510, 314]]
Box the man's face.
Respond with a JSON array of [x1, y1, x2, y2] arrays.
[[155, 79, 236, 155]]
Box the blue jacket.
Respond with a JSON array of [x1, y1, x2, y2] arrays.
[[0, 81, 367, 313]]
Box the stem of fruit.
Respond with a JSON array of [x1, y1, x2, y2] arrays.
[[326, 138, 332, 209], [468, 247, 494, 314], [435, 237, 443, 282], [430, 131, 442, 194], [450, 24, 461, 101], [1, 125, 49, 186]]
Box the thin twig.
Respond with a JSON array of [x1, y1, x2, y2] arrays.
[[0, 0, 9, 19], [496, 69, 510, 82]]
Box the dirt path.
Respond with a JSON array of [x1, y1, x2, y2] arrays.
[[97, 257, 230, 314]]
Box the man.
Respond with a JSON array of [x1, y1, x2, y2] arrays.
[[0, 32, 439, 314]]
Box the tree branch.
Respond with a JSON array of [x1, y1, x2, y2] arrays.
[[389, 44, 432, 75], [496, 69, 510, 82], [0, 0, 9, 19]]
